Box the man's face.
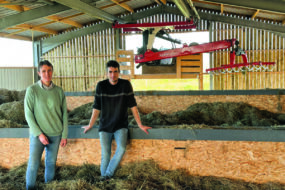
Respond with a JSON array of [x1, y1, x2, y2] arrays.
[[107, 67, 119, 85], [38, 65, 53, 86]]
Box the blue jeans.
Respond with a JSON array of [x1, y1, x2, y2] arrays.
[[26, 135, 61, 190], [99, 128, 128, 177]]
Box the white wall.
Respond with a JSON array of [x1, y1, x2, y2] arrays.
[[0, 37, 33, 67], [0, 38, 34, 90], [0, 67, 34, 90]]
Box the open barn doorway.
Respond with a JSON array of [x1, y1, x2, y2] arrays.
[[125, 32, 210, 91]]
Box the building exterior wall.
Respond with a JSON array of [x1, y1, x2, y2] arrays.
[[0, 67, 34, 91]]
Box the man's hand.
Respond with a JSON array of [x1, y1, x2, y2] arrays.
[[139, 125, 152, 134], [82, 125, 93, 133], [60, 139, 67, 147], [38, 133, 49, 145], [131, 107, 151, 134]]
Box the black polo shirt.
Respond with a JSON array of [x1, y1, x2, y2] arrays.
[[93, 78, 137, 132]]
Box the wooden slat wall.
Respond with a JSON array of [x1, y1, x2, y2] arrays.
[[211, 20, 285, 90], [41, 12, 209, 92], [41, 9, 284, 92], [176, 54, 203, 90], [41, 29, 115, 92], [116, 50, 134, 80]]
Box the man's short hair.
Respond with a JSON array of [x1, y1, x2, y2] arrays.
[[106, 60, 120, 71], [38, 60, 53, 72]]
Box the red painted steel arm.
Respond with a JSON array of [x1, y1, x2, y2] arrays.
[[113, 21, 195, 28], [135, 39, 236, 63], [121, 25, 196, 32]]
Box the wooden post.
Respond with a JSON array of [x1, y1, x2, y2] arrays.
[[116, 50, 135, 80], [176, 53, 203, 90]]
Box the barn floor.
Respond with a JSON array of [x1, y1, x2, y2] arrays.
[[0, 160, 284, 190]]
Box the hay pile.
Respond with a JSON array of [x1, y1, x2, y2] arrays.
[[68, 102, 95, 125], [1, 88, 285, 128], [128, 102, 285, 127], [0, 88, 25, 105], [69, 101, 285, 128], [0, 100, 26, 125], [0, 160, 284, 190], [0, 89, 26, 128]]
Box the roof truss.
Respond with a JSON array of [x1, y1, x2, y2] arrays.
[[41, 5, 285, 54], [52, 0, 127, 23], [0, 3, 70, 31], [197, 0, 285, 14], [111, 0, 134, 13], [0, 2, 83, 38]]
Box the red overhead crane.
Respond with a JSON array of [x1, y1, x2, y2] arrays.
[[113, 21, 275, 73]]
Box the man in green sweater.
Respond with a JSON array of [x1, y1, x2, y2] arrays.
[[24, 60, 68, 190]]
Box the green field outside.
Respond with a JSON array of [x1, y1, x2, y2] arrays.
[[131, 75, 210, 91]]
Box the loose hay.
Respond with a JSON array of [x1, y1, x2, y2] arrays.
[[1, 89, 285, 129], [69, 102, 285, 128], [0, 161, 284, 190], [68, 102, 98, 125], [0, 100, 26, 125], [0, 89, 25, 105], [129, 102, 285, 127], [0, 119, 23, 128]]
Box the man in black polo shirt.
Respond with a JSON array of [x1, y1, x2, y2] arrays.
[[82, 60, 151, 180]]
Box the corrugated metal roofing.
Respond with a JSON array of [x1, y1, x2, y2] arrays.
[[0, 0, 284, 41], [54, 9, 82, 18], [69, 14, 99, 24], [0, 7, 18, 17]]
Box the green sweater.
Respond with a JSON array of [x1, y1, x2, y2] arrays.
[[24, 81, 68, 138]]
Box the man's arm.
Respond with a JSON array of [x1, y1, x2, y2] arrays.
[[61, 92, 68, 139], [25, 87, 51, 145], [131, 106, 152, 134], [60, 92, 68, 147], [82, 109, 100, 133], [24, 87, 43, 136]]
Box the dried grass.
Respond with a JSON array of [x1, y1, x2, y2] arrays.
[[68, 101, 285, 128], [0, 89, 25, 105], [0, 160, 284, 190], [1, 88, 285, 129], [129, 102, 285, 128], [0, 119, 23, 128], [0, 100, 26, 125]]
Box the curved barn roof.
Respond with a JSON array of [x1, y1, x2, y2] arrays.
[[0, 0, 284, 41]]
